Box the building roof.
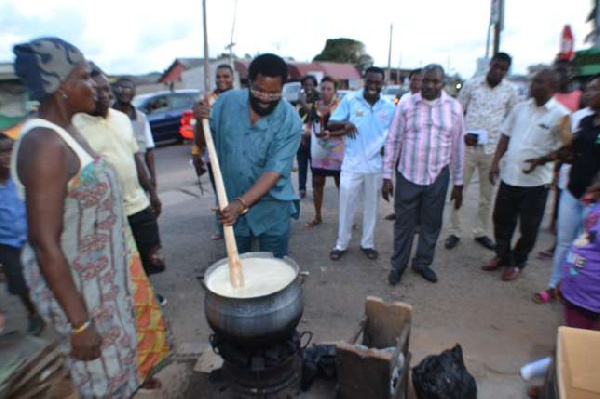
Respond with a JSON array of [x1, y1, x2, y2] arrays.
[[0, 62, 18, 81], [317, 62, 361, 80], [287, 62, 325, 80]]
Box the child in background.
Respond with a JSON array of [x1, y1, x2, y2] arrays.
[[560, 191, 600, 330], [0, 132, 44, 335]]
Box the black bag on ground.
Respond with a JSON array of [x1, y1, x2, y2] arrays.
[[300, 344, 337, 391], [412, 344, 477, 399]]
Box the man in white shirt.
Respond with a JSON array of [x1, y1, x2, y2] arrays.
[[113, 78, 157, 188], [482, 68, 571, 281], [73, 68, 167, 304], [446, 53, 520, 251]]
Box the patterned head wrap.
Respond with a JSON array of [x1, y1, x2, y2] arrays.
[[13, 37, 84, 101]]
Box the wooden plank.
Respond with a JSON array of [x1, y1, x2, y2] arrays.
[[363, 296, 412, 348], [336, 342, 393, 399]]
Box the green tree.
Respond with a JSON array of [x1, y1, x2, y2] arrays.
[[313, 38, 374, 72]]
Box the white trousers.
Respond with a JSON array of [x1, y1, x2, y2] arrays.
[[335, 171, 382, 250]]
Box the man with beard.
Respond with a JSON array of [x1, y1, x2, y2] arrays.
[[327, 66, 395, 262], [73, 66, 167, 304], [193, 53, 302, 258], [383, 64, 465, 285], [112, 78, 157, 188]]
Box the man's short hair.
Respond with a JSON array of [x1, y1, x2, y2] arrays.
[[321, 76, 338, 90], [0, 132, 12, 142], [492, 52, 512, 67], [114, 77, 135, 87], [248, 53, 288, 83], [88, 61, 104, 78], [216, 64, 234, 74], [409, 68, 422, 79], [423, 64, 445, 78], [364, 66, 385, 79]]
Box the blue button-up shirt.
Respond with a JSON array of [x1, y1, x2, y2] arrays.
[[0, 177, 27, 248], [210, 89, 303, 236], [330, 90, 395, 173]]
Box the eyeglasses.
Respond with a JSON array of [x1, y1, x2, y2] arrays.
[[114, 87, 134, 94], [250, 87, 282, 102]]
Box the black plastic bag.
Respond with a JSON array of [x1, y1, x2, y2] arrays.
[[300, 344, 337, 391], [412, 344, 477, 399]]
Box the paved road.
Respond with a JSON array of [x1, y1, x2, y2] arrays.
[[2, 143, 561, 398]]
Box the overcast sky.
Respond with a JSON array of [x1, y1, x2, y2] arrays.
[[0, 0, 592, 79]]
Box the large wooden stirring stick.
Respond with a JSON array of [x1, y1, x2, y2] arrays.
[[202, 119, 245, 288]]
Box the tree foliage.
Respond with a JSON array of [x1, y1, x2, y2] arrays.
[[313, 38, 374, 72]]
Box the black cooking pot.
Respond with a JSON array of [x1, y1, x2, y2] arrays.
[[202, 252, 304, 348]]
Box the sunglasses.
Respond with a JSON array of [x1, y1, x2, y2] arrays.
[[114, 87, 134, 94], [250, 86, 282, 102]]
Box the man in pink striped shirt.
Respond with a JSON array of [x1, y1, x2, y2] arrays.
[[382, 64, 465, 285]]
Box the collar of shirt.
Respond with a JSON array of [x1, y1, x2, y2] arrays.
[[412, 91, 454, 107]]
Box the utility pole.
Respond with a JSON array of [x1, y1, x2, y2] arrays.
[[228, 0, 238, 68], [491, 0, 504, 54], [595, 0, 600, 47], [386, 23, 393, 83], [202, 0, 211, 94]]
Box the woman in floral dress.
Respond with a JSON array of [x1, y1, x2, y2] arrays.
[[12, 37, 170, 398]]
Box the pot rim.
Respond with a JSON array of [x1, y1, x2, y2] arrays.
[[202, 252, 300, 300]]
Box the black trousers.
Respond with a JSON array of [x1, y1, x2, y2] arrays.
[[493, 182, 549, 268], [297, 146, 310, 192], [128, 207, 165, 275], [390, 167, 450, 272]]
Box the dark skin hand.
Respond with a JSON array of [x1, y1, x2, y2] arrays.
[[17, 128, 101, 361], [219, 172, 281, 226], [135, 154, 161, 217], [450, 185, 464, 209], [464, 134, 478, 147], [326, 121, 358, 139], [381, 178, 394, 202]]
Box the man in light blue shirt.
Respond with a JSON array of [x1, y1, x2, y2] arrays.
[[327, 67, 395, 261], [194, 54, 303, 257]]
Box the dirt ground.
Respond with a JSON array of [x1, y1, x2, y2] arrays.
[[0, 145, 562, 398]]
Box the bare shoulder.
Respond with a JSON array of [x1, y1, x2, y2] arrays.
[[18, 126, 69, 159]]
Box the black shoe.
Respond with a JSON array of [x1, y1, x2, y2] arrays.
[[413, 266, 437, 283], [388, 268, 404, 286], [475, 236, 495, 251], [444, 235, 460, 250]]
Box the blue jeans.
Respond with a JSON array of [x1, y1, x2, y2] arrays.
[[235, 219, 291, 258], [549, 189, 588, 288]]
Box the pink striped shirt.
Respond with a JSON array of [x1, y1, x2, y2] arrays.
[[383, 92, 465, 186]]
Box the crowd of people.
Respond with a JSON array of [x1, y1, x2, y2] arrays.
[[1, 35, 599, 398]]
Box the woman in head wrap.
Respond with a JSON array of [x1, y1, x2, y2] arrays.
[[12, 37, 170, 398]]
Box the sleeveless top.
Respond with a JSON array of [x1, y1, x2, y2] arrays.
[[12, 119, 143, 397]]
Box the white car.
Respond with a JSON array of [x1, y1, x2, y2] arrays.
[[282, 81, 301, 105]]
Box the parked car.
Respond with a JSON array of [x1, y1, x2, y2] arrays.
[[132, 89, 200, 144], [381, 85, 405, 104], [282, 81, 301, 105]]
